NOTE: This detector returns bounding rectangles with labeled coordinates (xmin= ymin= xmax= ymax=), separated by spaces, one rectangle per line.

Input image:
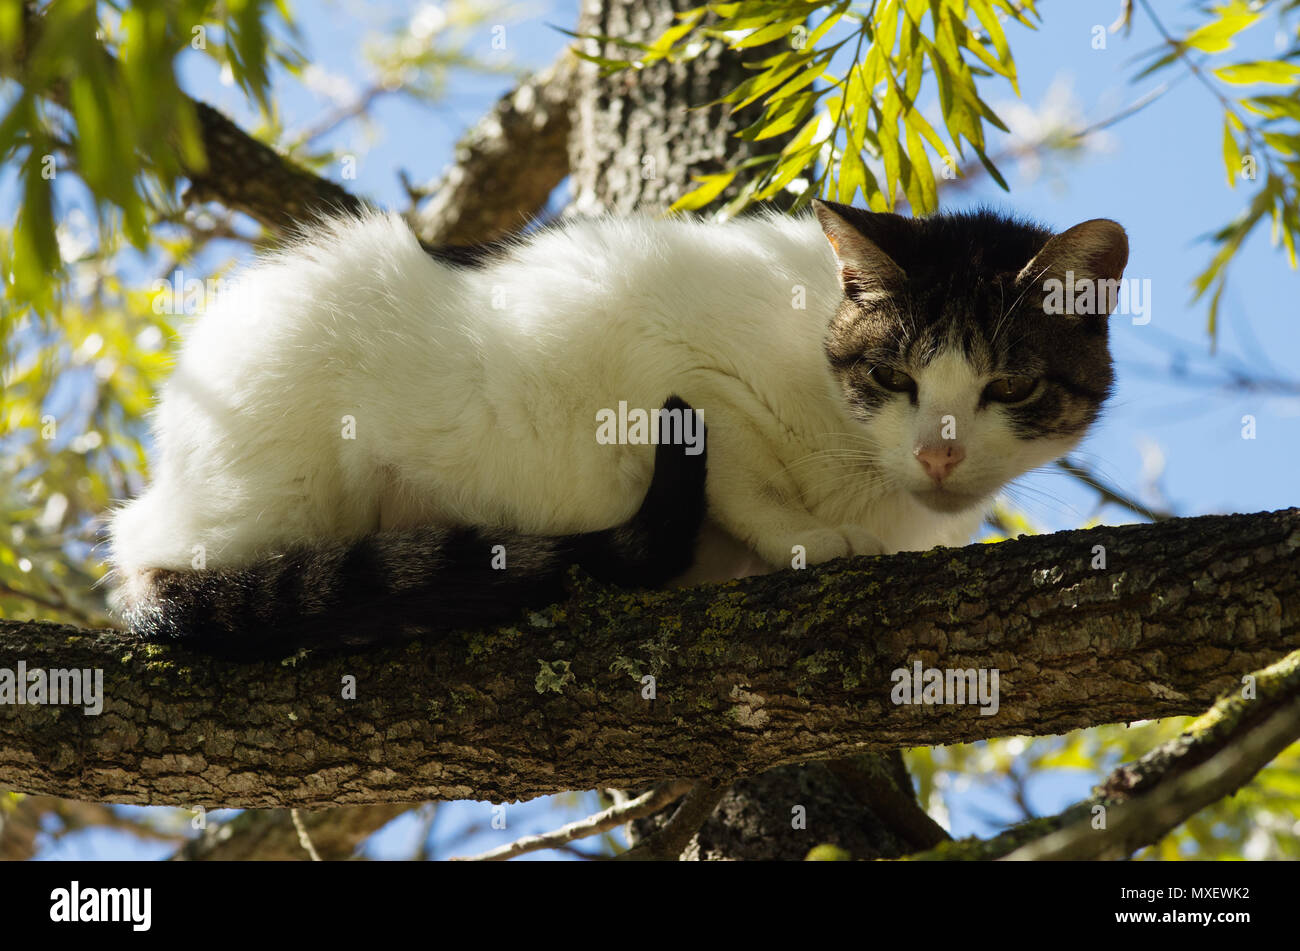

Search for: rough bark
xmin=2 ymin=509 xmax=1296 ymax=810
xmin=567 ymin=0 xmax=793 ymax=215
xmin=634 ymin=757 xmax=946 ymax=861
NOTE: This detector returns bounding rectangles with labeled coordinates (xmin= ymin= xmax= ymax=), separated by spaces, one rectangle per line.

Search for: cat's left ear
xmin=812 ymin=199 xmax=906 ymax=300
xmin=1015 ymin=219 xmax=1129 ymax=312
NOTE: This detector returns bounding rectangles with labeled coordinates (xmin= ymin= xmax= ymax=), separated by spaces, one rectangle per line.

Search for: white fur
xmin=109 ymin=211 xmax=1075 ymax=584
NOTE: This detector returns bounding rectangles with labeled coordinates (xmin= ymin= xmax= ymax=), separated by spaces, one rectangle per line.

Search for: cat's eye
xmin=869 ymin=366 xmax=917 ymax=394
xmin=983 ymin=375 xmax=1039 ymax=404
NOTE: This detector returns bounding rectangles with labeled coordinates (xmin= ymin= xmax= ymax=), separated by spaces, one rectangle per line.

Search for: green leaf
xmin=1214 ymin=61 xmax=1300 ymax=85
xmin=1184 ymin=11 xmax=1260 ymax=54
xmin=722 ymin=51 xmax=814 ymax=109
xmin=1222 ymin=116 xmax=1243 ymax=188
xmin=765 ymin=51 xmax=832 ymax=104
xmin=973 ymin=144 xmax=1009 ymax=191
xmin=669 ymin=171 xmax=736 ymax=212
xmin=754 ymin=139 xmax=820 ymax=199
xmin=1132 ymin=47 xmax=1182 ymax=82
xmin=970 ymin=0 xmax=1012 ymax=64
xmin=750 ymin=90 xmax=821 ymax=141
xmin=646 ymin=8 xmax=706 ymax=54
xmin=839 ymin=145 xmax=867 ymax=204
xmin=568 ymin=46 xmax=635 ymax=72
xmin=1261 ymin=131 xmax=1300 ymax=156
xmin=1243 ymin=95 xmax=1300 ymax=121
xmin=731 ymin=18 xmax=807 ymax=50
xmin=904 ymin=122 xmax=937 ymax=213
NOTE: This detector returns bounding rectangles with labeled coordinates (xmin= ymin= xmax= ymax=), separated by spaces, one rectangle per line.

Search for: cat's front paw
xmin=835 ymin=525 xmax=885 ymax=558
xmin=768 ymin=525 xmax=884 ymax=568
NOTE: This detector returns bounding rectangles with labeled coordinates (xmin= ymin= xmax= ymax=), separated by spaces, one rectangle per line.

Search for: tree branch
xmin=1 ymin=508 xmax=1296 ymax=810
xmin=1007 ymin=692 xmax=1300 ymax=860
xmin=182 ymin=102 xmax=369 ymax=232
xmin=411 ymin=56 xmax=578 ymax=245
xmin=1054 ymin=456 xmax=1174 ymax=522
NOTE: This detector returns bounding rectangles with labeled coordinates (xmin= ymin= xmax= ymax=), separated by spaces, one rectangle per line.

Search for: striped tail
xmin=119 ymin=397 xmax=707 ymax=660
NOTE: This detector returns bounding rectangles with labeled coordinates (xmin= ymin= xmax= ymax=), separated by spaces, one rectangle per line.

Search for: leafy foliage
xmin=0 ymin=0 xmax=295 ymax=318
xmin=577 ymin=0 xmax=1036 ymax=216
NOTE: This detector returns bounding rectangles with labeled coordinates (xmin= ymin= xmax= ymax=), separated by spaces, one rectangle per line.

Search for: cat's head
xmin=812 ymin=199 xmax=1127 ymax=514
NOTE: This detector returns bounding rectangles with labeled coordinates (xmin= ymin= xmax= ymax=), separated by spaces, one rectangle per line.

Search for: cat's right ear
xmin=812 ymin=199 xmax=907 ymax=300
xmin=1015 ymin=219 xmax=1129 ymax=305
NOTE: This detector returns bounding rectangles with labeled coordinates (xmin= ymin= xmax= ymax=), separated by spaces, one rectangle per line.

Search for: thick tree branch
xmin=182 ymin=102 xmax=368 ymax=232
xmin=1 ymin=508 xmax=1297 ymax=810
xmin=411 ymin=56 xmax=578 ymax=245
xmin=1009 ymin=694 xmax=1300 ymax=860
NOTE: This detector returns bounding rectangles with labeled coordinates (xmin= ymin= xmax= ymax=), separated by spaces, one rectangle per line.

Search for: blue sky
xmin=15 ymin=0 xmax=1300 ymax=858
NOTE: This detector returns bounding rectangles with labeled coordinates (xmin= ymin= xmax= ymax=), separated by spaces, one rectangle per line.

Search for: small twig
xmin=616 ymin=780 xmax=732 ymax=861
xmin=452 ymin=781 xmax=693 ymax=861
xmin=1068 ymin=75 xmax=1185 ymax=141
xmin=1053 ymin=457 xmax=1173 ymax=522
xmin=1110 ymin=0 xmax=1134 ymax=36
xmin=290 ymin=809 xmax=322 ymax=861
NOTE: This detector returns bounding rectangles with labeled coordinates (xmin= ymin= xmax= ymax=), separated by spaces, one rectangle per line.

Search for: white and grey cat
xmin=109 ymin=199 xmax=1126 ymax=656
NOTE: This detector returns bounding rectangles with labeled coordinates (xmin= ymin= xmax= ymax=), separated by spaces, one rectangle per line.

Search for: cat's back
xmin=186 ymin=212 xmax=446 ymax=349
xmin=457 ymin=211 xmax=834 ymax=351
xmin=166 ymin=211 xmax=465 ymax=413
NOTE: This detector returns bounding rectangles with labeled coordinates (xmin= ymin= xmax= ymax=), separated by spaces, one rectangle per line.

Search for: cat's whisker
xmin=800 ymin=468 xmax=897 ymax=499
xmin=998 ymin=482 xmax=1085 ymax=523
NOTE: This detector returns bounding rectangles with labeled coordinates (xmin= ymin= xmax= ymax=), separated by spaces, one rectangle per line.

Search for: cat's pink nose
xmin=915 ymin=443 xmax=965 ymax=482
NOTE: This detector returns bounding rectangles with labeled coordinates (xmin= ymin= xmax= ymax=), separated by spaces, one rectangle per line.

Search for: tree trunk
xmin=567 ymin=0 xmax=788 ymax=215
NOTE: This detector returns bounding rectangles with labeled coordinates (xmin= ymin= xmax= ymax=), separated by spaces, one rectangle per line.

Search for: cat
xmin=109 ymin=198 xmax=1126 ymax=653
